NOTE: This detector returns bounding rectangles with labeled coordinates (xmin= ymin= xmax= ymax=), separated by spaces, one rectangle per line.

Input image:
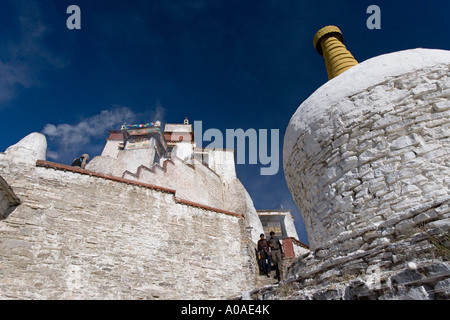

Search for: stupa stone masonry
xmin=257 ymin=26 xmax=450 ymax=300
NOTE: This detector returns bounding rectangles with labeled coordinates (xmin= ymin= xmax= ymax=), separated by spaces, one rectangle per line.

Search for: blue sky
xmin=1 ymin=0 xmax=449 ymax=244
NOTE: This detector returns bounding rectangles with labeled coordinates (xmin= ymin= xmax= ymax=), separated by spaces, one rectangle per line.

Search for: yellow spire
xmin=313 ymin=26 xmax=358 ymax=80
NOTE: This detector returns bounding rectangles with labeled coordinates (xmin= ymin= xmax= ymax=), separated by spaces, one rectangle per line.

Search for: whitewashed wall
xmin=284 ymin=49 xmax=450 ymax=251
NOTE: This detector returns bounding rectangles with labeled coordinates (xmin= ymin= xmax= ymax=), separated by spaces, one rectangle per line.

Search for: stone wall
xmin=87 ymin=130 xmax=265 ymax=244
xmin=0 ymin=150 xmax=257 ymax=299
xmin=123 ymin=157 xmax=224 ymax=211
xmin=86 ymin=147 xmax=157 ymax=178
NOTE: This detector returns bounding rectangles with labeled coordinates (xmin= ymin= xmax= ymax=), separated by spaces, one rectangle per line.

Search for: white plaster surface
xmin=86 ymin=131 xmax=265 ymax=244
xmin=284 ymin=48 xmax=450 ymax=250
xmin=4 ymin=132 xmax=47 ymax=164
xmin=101 ymin=139 xmax=121 ymax=158
xmin=172 ymin=142 xmax=194 ymax=162
xmin=284 ymin=48 xmax=450 ymax=155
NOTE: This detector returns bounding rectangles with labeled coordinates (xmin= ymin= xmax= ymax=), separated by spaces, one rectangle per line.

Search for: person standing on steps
xmin=257 ymin=233 xmax=272 ymax=278
xmin=268 ymin=231 xmax=284 ymax=283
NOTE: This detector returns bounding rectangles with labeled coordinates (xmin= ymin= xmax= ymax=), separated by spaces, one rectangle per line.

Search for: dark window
xmin=259 ymin=215 xmax=287 ymax=238
xmin=166 ymin=146 xmax=174 ymax=158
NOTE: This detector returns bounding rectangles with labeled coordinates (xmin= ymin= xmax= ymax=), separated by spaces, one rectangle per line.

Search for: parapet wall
xmin=122 ymin=157 xmax=224 ymax=212
xmin=88 ymin=135 xmax=265 ymax=244
xmin=120 ymin=153 xmax=264 ymax=244
xmin=0 ymin=156 xmax=256 ymax=299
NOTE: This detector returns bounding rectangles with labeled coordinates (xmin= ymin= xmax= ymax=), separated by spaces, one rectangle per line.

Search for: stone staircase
xmin=256 ymin=270 xmax=279 ymax=287
xmin=235 ymin=269 xmax=279 ymax=300
xmin=122 ymin=157 xmax=177 ymax=184
xmin=121 ymin=156 xmax=227 ymax=211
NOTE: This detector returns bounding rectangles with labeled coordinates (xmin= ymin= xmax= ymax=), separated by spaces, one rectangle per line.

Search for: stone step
xmin=256 ymin=271 xmax=280 ymax=287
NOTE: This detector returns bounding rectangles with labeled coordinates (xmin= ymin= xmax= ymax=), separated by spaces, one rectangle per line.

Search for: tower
xmin=279 ymin=25 xmax=450 ymax=299
xmin=163 ymin=118 xmax=195 ymax=162
xmin=285 ymin=27 xmax=450 ymax=250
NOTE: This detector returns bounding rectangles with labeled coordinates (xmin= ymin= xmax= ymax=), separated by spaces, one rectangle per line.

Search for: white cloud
xmin=153 ymin=100 xmax=165 ymax=123
xmin=0 ymin=61 xmax=32 ymax=103
xmin=42 ymin=106 xmax=137 ymax=159
xmin=0 ymin=1 xmax=69 ymax=105
xmin=42 ymin=104 xmax=166 ymax=162
xmin=45 ymin=150 xmax=60 ymax=160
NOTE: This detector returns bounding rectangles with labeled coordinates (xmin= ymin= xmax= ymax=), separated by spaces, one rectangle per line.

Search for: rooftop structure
xmin=163 ymin=117 xmax=195 ymax=162
xmin=121 ymin=121 xmax=167 ymax=160
xmin=257 ymin=209 xmax=308 ymax=259
xmin=257 ymin=210 xmax=297 ymax=239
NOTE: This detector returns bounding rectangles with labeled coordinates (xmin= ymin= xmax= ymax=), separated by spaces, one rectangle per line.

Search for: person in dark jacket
xmin=71 ymin=153 xmax=89 ymax=169
xmin=257 ymin=233 xmax=272 ymax=277
xmin=268 ymin=231 xmax=284 ymax=282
